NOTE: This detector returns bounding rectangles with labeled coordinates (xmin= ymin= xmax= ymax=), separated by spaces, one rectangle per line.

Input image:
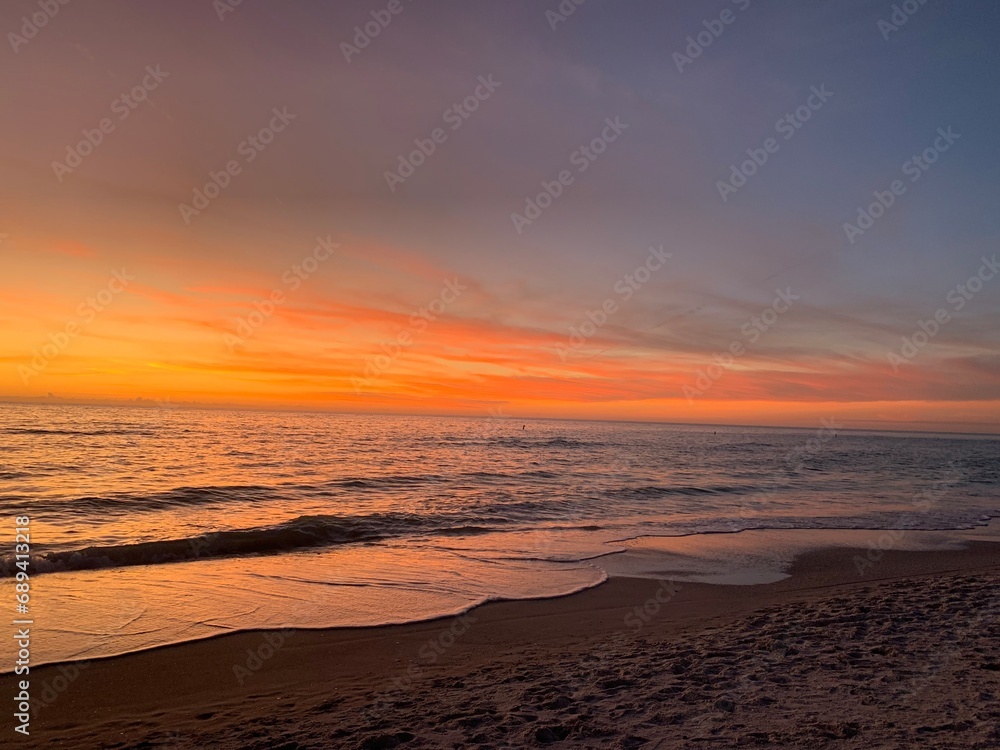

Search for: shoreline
xmin=11 ymin=523 xmax=998 ymax=673
xmin=6 ymin=540 xmax=1000 ymax=748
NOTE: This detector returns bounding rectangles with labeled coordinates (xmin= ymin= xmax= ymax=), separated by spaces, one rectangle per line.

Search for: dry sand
xmin=5 ymin=542 xmax=999 ymax=749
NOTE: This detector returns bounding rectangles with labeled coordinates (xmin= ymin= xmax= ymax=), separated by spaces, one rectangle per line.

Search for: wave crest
xmin=0 ymin=512 xmax=499 ymax=576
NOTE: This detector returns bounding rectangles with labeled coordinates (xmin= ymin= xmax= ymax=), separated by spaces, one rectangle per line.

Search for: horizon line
xmin=2 ymin=396 xmax=998 ymax=438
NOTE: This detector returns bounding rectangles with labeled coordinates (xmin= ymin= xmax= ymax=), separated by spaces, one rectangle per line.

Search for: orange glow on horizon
xmin=2 ymin=234 xmax=999 ymax=434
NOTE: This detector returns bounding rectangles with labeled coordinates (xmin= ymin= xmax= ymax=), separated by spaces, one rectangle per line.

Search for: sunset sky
xmin=2 ymin=0 xmax=999 ymax=432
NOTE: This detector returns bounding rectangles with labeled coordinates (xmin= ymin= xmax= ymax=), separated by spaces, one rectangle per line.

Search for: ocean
xmin=1 ymin=403 xmax=998 ymax=666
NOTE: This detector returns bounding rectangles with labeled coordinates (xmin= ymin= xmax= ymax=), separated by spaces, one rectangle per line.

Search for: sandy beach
xmin=6 ymin=540 xmax=999 ymax=749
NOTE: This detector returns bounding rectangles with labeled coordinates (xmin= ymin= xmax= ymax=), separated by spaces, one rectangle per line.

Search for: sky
xmin=1 ymin=0 xmax=999 ymax=432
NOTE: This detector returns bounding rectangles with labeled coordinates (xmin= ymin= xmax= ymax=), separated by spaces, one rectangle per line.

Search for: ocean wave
xmin=33 ymin=485 xmax=280 ymax=513
xmin=1 ymin=478 xmax=442 ymax=515
xmin=5 ymin=471 xmax=566 ymax=515
xmin=439 ymin=436 xmax=599 ymax=449
xmin=606 ymin=484 xmax=759 ymax=499
xmin=459 ymin=469 xmax=560 ymax=480
xmin=490 ymin=436 xmax=594 ymax=449
xmin=0 ymin=512 xmax=509 ymax=576
xmin=2 ymin=427 xmax=153 ymax=437
xmin=329 ymin=474 xmax=446 ymax=489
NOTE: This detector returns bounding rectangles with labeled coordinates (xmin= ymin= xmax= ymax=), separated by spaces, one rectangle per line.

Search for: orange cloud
xmin=45 ymin=241 xmax=100 ymax=260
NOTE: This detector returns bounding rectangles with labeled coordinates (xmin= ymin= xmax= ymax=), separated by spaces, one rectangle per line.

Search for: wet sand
xmin=5 ymin=541 xmax=1000 ymax=749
